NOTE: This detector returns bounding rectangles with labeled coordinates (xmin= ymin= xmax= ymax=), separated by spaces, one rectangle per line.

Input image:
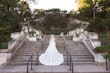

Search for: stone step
xmin=19 ymin=50 xmax=39 ymax=52
xmin=12 ymin=57 xmax=93 ymax=62
xmin=12 ymin=55 xmax=93 ymax=60
xmin=9 ymin=35 xmax=94 ymax=66
xmin=10 ymin=61 xmax=95 ymax=66
xmin=16 ymin=50 xmax=67 ymax=55
xmin=69 ymin=52 xmax=92 ymax=55
xmin=10 ymin=55 xmax=94 ymax=65
xmin=19 ymin=48 xmax=40 ymax=51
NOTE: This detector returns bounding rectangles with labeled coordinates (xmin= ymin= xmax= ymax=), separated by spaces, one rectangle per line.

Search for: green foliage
xmin=94 ymin=45 xmax=110 ymax=59
xmin=94 ymin=32 xmax=110 ymax=59
xmin=0 ymin=0 xmax=31 ymax=45
xmin=104 ymin=54 xmax=110 ymax=59
xmin=87 ymin=19 xmax=105 ymax=33
xmin=0 ymin=43 xmax=8 ymax=49
xmin=77 ymin=0 xmax=110 ymax=19
xmin=78 ymin=7 xmax=93 ymax=19
xmin=103 ymin=18 xmax=110 ymax=29
xmin=94 ymin=45 xmax=110 ymax=53
xmin=87 ymin=17 xmax=110 ymax=34
xmin=67 ymin=23 xmax=80 ymax=31
xmin=0 ymin=0 xmax=19 ymax=44
xmin=42 ymin=9 xmax=68 ymax=30
xmin=33 ymin=9 xmax=45 ymax=19
xmin=41 ymin=29 xmax=67 ymax=35
xmin=78 ymin=0 xmax=93 ymax=10
xmin=18 ymin=1 xmax=31 ymax=21
xmin=99 ymin=33 xmax=110 ymax=45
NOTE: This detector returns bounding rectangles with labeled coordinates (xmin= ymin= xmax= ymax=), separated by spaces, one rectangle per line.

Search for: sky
xmin=22 ymin=0 xmax=78 ymax=12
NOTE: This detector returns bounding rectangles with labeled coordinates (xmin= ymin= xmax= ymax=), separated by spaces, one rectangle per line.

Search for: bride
xmin=39 ymin=35 xmax=64 ymax=65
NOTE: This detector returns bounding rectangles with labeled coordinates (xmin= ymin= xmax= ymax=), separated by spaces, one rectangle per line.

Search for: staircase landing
xmin=0 ymin=65 xmax=109 ymax=73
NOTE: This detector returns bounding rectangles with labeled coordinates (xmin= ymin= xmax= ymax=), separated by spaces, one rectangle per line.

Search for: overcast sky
xmin=24 ymin=0 xmax=78 ymax=12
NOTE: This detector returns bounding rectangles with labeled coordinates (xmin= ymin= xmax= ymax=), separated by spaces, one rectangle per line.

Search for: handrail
xmin=86 ymin=40 xmax=94 ymax=49
xmin=63 ymin=35 xmax=66 ymax=50
xmin=69 ymin=54 xmax=74 ymax=73
xmin=42 ymin=40 xmax=43 ymax=50
xmin=36 ymin=51 xmax=39 ymax=65
xmin=64 ymin=41 xmax=66 ymax=50
xmin=82 ymin=39 xmax=96 ymax=58
xmin=67 ymin=52 xmax=69 ymax=65
xmin=108 ymin=59 xmax=110 ymax=69
xmin=67 ymin=52 xmax=74 ymax=73
xmin=27 ymin=54 xmax=33 ymax=73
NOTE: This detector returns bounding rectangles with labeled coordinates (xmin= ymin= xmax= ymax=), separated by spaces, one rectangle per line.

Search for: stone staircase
xmin=1 ymin=35 xmax=109 ymax=73
xmin=65 ymin=40 xmax=94 ymax=65
xmin=9 ymin=40 xmax=41 ymax=65
xmin=9 ymin=35 xmax=94 ymax=66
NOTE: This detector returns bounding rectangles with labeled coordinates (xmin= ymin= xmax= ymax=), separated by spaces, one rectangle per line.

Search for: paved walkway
xmin=0 ymin=64 xmax=110 ymax=73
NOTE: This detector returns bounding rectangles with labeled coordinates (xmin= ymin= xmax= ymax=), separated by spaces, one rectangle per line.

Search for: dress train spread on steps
xmin=39 ymin=35 xmax=64 ymax=66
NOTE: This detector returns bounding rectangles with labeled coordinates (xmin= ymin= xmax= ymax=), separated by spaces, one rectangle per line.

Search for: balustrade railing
xmin=42 ymin=40 xmax=43 ymax=50
xmin=69 ymin=54 xmax=74 ymax=73
xmin=67 ymin=52 xmax=74 ymax=73
xmin=11 ymin=34 xmax=26 ymax=57
xmin=27 ymin=54 xmax=33 ymax=73
xmin=63 ymin=35 xmax=66 ymax=50
xmin=67 ymin=52 xmax=69 ymax=65
xmin=27 ymin=52 xmax=40 ymax=73
xmin=7 ymin=33 xmax=26 ymax=61
xmin=64 ymin=41 xmax=66 ymax=50
xmin=36 ymin=51 xmax=39 ymax=65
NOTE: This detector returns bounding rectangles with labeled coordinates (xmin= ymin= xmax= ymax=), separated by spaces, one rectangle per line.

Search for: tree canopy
xmin=0 ymin=0 xmax=31 ymax=44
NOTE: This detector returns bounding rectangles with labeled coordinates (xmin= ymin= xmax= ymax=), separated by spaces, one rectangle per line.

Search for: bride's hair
xmin=50 ymin=34 xmax=55 ymax=41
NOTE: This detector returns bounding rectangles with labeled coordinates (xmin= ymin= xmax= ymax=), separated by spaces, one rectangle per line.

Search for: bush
xmin=41 ymin=29 xmax=67 ymax=35
xmin=0 ymin=35 xmax=11 ymax=49
xmin=99 ymin=33 xmax=110 ymax=45
xmin=87 ymin=19 xmax=106 ymax=33
xmin=0 ymin=43 xmax=8 ymax=49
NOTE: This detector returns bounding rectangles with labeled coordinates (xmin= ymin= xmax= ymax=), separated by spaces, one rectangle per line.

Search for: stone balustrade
xmin=0 ymin=32 xmax=26 ymax=65
xmin=69 ymin=27 xmax=105 ymax=63
xmin=81 ymin=33 xmax=105 ymax=63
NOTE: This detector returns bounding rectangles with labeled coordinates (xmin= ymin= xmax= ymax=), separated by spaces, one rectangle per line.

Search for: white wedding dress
xmin=39 ymin=35 xmax=64 ymax=65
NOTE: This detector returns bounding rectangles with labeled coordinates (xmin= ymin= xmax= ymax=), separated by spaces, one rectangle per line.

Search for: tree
xmin=17 ymin=1 xmax=31 ymax=21
xmin=87 ymin=18 xmax=105 ymax=33
xmin=0 ymin=0 xmax=31 ymax=44
xmin=102 ymin=18 xmax=110 ymax=36
xmin=77 ymin=0 xmax=93 ymax=10
xmin=0 ymin=0 xmax=20 ymax=32
xmin=43 ymin=9 xmax=68 ymax=30
xmin=32 ymin=9 xmax=45 ymax=19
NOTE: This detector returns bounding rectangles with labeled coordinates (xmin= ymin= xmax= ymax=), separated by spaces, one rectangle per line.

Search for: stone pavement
xmin=73 ymin=64 xmax=110 ymax=73
xmin=0 ymin=64 xmax=110 ymax=73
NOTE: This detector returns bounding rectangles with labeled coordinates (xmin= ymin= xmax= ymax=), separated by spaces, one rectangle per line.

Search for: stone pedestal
xmin=11 ymin=32 xmax=21 ymax=39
